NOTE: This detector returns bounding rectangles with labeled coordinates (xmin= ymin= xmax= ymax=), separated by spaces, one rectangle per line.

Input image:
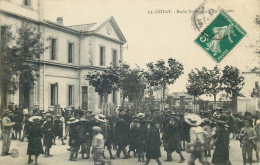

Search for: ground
xmin=0 ymin=136 xmax=254 ymax=165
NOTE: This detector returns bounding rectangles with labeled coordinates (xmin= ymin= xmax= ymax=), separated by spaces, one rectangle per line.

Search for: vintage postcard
xmin=0 ymin=0 xmax=259 ymax=165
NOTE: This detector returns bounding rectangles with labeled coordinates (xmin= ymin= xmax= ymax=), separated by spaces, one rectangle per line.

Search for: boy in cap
xmin=42 ymin=114 xmax=54 ymax=157
xmin=92 ymin=126 xmax=111 ymax=165
xmin=239 ymin=118 xmax=257 ymax=165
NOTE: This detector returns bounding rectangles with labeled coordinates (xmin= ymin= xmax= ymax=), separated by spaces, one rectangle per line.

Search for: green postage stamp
xmin=195 ymin=10 xmax=247 ymax=63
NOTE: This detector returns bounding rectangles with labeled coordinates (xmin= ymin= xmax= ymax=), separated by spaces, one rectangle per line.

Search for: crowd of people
xmin=1 ymin=104 xmax=260 ymax=165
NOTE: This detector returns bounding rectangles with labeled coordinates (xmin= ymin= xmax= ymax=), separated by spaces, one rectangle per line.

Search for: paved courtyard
xmin=0 ymin=137 xmax=253 ymax=165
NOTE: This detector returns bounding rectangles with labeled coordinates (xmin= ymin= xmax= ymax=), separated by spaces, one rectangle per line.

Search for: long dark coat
xmin=137 ymin=121 xmax=147 ymax=152
xmin=27 ymin=123 xmax=44 ymax=155
xmin=115 ymin=119 xmax=130 ymax=147
xmin=145 ymin=127 xmax=161 ymax=159
xmin=129 ymin=125 xmax=140 ymax=151
xmin=42 ymin=121 xmax=54 ymax=147
xmin=163 ymin=122 xmax=181 ymax=152
xmin=212 ymin=128 xmax=230 ymax=164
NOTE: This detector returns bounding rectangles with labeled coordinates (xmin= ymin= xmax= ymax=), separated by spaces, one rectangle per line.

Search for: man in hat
xmin=76 ymin=117 xmax=88 ymax=159
xmin=115 ymin=113 xmax=130 ymax=159
xmin=53 ymin=115 xmax=65 ymax=145
xmin=1 ymin=110 xmax=15 ymax=156
xmin=42 ymin=114 xmax=54 ymax=157
xmin=162 ymin=114 xmax=185 ymax=163
xmin=185 ymin=113 xmax=210 ymax=165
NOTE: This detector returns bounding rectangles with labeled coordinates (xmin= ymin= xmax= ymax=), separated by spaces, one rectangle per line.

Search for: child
xmin=239 ymin=118 xmax=257 ymax=165
xmin=92 ymin=126 xmax=111 ymax=165
xmin=185 ymin=113 xmax=210 ymax=165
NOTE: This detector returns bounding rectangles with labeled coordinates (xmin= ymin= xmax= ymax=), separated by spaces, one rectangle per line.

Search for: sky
xmin=44 ymin=0 xmax=259 ymax=100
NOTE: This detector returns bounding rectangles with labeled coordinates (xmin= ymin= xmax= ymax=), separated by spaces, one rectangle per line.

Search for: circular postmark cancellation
xmin=10 ymin=149 xmax=19 ymax=158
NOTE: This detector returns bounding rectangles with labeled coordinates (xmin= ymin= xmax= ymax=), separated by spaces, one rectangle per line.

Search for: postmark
xmin=195 ymin=10 xmax=247 ymax=63
xmin=10 ymin=149 xmax=19 ymax=158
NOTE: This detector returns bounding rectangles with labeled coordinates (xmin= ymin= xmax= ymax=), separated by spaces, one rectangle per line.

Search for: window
xmin=50 ymin=38 xmax=56 ymax=60
xmin=100 ymin=46 xmax=105 ymax=66
xmin=1 ymin=26 xmax=7 ymax=43
xmin=24 ymin=0 xmax=31 ymax=6
xmin=68 ymin=85 xmax=73 ymax=106
xmin=112 ymin=49 xmax=117 ymax=66
xmin=68 ymin=43 xmax=73 ymax=63
xmin=50 ymin=84 xmax=56 ymax=106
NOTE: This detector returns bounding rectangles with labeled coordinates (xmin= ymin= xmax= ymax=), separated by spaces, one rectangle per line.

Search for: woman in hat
xmin=143 ymin=120 xmax=162 ymax=165
xmin=27 ymin=116 xmax=44 ymax=164
xmin=211 ymin=121 xmax=230 ymax=165
xmin=115 ymin=113 xmax=130 ymax=159
xmin=184 ymin=113 xmax=210 ymax=165
xmin=137 ymin=113 xmax=147 ymax=162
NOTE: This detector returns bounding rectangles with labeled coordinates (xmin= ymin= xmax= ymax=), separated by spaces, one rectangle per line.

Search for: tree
xmin=204 ymin=66 xmax=222 ymax=105
xmin=221 ymin=66 xmax=245 ymax=113
xmin=186 ymin=68 xmax=206 ymax=112
xmin=146 ymin=58 xmax=184 ymax=110
xmin=0 ymin=22 xmax=45 ymax=108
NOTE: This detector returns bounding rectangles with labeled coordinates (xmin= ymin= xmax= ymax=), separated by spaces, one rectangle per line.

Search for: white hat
xmin=29 ymin=116 xmax=42 ymax=123
xmin=137 ymin=113 xmax=145 ymax=119
xmin=67 ymin=119 xmax=79 ymax=124
xmin=184 ymin=113 xmax=202 ymax=126
xmin=95 ymin=114 xmax=107 ymax=123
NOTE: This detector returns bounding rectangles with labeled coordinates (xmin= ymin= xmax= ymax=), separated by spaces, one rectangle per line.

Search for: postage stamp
xmin=195 ymin=10 xmax=247 ymax=63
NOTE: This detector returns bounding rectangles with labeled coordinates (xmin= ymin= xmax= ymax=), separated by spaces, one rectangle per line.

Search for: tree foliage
xmin=145 ymin=58 xmax=184 ymax=109
xmin=186 ymin=68 xmax=206 ymax=99
xmin=221 ymin=65 xmax=245 ymax=97
xmin=0 ymin=22 xmax=45 ymax=106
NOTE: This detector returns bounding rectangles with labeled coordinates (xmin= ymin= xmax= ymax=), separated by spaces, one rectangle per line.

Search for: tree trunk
xmin=1 ymin=89 xmax=7 ymax=109
xmin=193 ymin=96 xmax=196 ymax=113
xmin=162 ymin=84 xmax=166 ymax=111
xmin=232 ymin=94 xmax=238 ymax=114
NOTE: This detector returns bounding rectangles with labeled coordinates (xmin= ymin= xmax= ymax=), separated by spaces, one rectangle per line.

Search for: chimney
xmin=56 ymin=17 xmax=63 ymax=25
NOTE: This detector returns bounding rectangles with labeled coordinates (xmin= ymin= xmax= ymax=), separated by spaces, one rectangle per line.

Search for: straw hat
xmin=29 ymin=116 xmax=42 ymax=123
xmin=184 ymin=113 xmax=202 ymax=126
xmin=79 ymin=117 xmax=86 ymax=122
xmin=2 ymin=110 xmax=11 ymax=115
xmin=67 ymin=119 xmax=79 ymax=124
xmin=95 ymin=114 xmax=107 ymax=123
xmin=137 ymin=113 xmax=145 ymax=119
xmin=56 ymin=114 xmax=62 ymax=117
xmin=92 ymin=126 xmax=101 ymax=133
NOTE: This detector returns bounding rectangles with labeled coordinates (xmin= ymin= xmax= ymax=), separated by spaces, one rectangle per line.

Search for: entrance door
xmin=82 ymin=86 xmax=88 ymax=110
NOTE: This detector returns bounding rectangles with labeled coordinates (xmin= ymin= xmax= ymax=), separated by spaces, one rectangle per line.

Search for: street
xmin=0 ymin=137 xmax=250 ymax=165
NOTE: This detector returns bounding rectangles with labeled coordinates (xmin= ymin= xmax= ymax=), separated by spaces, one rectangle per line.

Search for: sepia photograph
xmin=0 ymin=0 xmax=259 ymax=164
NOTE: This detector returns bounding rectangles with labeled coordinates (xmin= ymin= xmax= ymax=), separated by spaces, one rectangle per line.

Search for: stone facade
xmin=0 ymin=0 xmax=126 ymax=113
